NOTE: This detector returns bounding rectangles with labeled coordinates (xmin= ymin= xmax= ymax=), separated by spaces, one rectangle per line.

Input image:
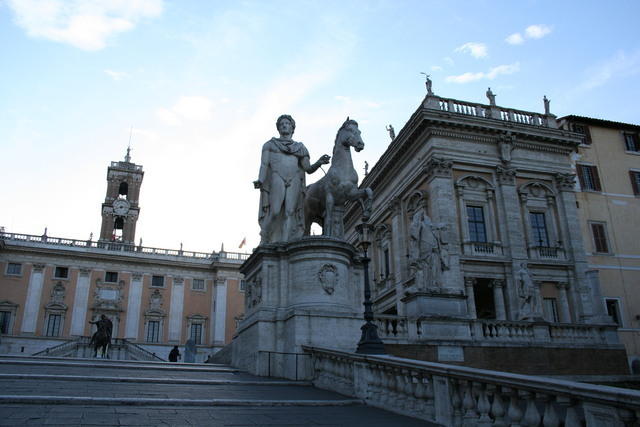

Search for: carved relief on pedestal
xmin=245 ymin=274 xmax=263 ymax=309
xmin=318 ymin=264 xmax=338 ymax=295
xmin=149 ymin=289 xmax=163 ymax=311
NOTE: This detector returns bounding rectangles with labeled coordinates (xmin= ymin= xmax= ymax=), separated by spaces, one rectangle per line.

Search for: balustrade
xmin=0 ymin=231 xmax=248 ymax=262
xmin=305 ymin=347 xmax=640 ymax=426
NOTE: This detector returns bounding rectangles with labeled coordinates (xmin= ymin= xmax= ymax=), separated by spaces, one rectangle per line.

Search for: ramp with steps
xmin=0 ymin=356 xmax=434 ymax=426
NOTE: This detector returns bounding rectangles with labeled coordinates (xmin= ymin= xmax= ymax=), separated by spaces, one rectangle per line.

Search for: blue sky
xmin=1 ymin=0 xmax=639 ymax=252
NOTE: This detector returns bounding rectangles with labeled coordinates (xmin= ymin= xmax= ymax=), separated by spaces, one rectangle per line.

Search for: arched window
xmin=118 ymin=182 xmax=128 ymax=198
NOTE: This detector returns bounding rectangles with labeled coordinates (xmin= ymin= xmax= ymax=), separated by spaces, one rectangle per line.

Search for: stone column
xmin=168 ymin=276 xmax=185 ymax=343
xmin=209 ymin=279 xmax=217 ymax=345
xmin=213 ymin=278 xmax=227 ymax=346
xmin=464 ymin=277 xmax=477 ymax=319
xmin=556 ymin=282 xmax=572 ymax=323
xmin=491 ymin=279 xmax=507 ymax=320
xmin=21 ymin=264 xmax=46 ymax=334
xmin=70 ymin=268 xmax=92 ymax=336
xmin=124 ymin=273 xmax=143 ymax=340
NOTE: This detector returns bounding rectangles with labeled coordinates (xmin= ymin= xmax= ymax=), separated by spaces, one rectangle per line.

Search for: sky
xmin=1 ymin=0 xmax=639 ymax=254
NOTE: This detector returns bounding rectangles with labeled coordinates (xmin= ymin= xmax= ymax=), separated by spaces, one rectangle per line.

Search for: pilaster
xmin=213 ymin=278 xmax=227 ymax=345
xmin=491 ymin=279 xmax=507 ymax=321
xmin=21 ymin=263 xmax=46 ymax=334
xmin=168 ymin=276 xmax=184 ymax=343
xmin=70 ymin=268 xmax=92 ymax=336
xmin=124 ymin=273 xmax=144 ymax=339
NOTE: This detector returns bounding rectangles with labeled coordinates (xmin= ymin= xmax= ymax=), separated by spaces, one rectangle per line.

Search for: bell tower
xmin=99 ymin=148 xmax=144 ymax=244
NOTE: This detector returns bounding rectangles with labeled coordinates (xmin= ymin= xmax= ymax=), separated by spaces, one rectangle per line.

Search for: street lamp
xmin=355 ymin=219 xmax=386 ymax=354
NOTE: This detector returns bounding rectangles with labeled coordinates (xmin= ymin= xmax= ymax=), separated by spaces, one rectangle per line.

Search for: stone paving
xmin=0 ymin=357 xmax=435 ymax=426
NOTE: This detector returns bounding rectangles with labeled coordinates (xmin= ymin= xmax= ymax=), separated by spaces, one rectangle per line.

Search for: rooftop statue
xmin=304 ymin=118 xmax=373 ymax=238
xmin=486 ymin=87 xmax=496 ymax=106
xmin=254 ymin=115 xmax=330 ymax=244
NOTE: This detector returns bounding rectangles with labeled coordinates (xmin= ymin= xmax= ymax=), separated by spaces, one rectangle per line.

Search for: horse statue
xmin=89 ymin=315 xmax=112 ymax=358
xmin=304 ymin=118 xmax=373 ymax=238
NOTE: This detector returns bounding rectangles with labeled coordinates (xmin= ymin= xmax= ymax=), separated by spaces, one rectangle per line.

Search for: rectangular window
xmin=192 ymin=279 xmax=205 ymax=291
xmin=45 ymin=314 xmax=62 ymax=337
xmin=0 ymin=311 xmax=11 ymax=334
xmin=239 ymin=280 xmax=246 ymax=292
xmin=466 ymin=206 xmax=487 ymax=243
xmin=577 ymin=165 xmax=602 ymax=191
xmin=6 ymin=263 xmax=22 ymax=276
xmin=151 ymin=275 xmax=164 ymax=287
xmin=146 ymin=320 xmax=160 ymax=342
xmin=190 ymin=324 xmax=202 ymax=345
xmin=624 ymin=133 xmax=639 ymax=152
xmin=105 ymin=271 xmax=118 ymax=283
xmin=54 ymin=266 xmax=69 ymax=279
xmin=605 ymin=299 xmax=622 ymax=327
xmin=529 ymin=212 xmax=550 ymax=247
xmin=591 ymin=223 xmax=610 ymax=253
xmin=571 ymin=123 xmax=592 ymax=145
xmin=630 ymin=171 xmax=640 ymax=196
xmin=542 ymin=298 xmax=559 ymax=323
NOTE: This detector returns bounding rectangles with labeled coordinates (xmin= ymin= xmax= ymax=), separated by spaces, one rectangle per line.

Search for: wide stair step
xmin=0 ymin=356 xmax=434 ymax=426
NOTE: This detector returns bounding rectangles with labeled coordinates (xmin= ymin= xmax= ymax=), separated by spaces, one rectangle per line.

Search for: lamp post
xmin=355 ymin=220 xmax=386 ymax=354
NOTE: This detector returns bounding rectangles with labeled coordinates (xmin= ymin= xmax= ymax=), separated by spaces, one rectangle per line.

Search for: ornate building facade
xmin=343 ymin=85 xmax=628 ymax=374
xmin=0 ymin=153 xmax=247 ymax=361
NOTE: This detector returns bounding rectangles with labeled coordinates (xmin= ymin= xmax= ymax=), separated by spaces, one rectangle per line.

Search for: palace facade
xmin=0 ymin=154 xmax=247 ymax=362
xmin=343 ymin=85 xmax=629 ymax=374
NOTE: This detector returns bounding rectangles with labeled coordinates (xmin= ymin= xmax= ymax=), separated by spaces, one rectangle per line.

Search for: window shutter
xmin=631 ymin=171 xmax=640 ymax=195
xmin=576 ymin=166 xmax=586 ymax=188
xmin=591 ymin=166 xmax=602 ymax=191
xmin=591 ymin=223 xmax=609 ymax=253
xmin=584 ymin=126 xmax=592 ymax=145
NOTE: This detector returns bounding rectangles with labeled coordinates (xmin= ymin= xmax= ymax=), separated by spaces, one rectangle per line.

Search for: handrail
xmin=120 ymin=338 xmax=165 ymax=361
xmin=304 ymin=346 xmax=640 ymax=425
xmin=0 ymin=231 xmax=249 ymax=262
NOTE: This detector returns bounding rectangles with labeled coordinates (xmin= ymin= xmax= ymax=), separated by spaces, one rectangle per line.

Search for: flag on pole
xmin=239 ymin=237 xmax=247 ymax=248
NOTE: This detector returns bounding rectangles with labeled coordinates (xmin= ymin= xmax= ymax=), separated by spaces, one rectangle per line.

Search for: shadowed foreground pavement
xmin=0 ymin=356 xmax=435 ymax=426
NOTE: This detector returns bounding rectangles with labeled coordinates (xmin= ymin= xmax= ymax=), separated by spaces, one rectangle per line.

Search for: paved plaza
xmin=0 ymin=356 xmax=434 ymax=426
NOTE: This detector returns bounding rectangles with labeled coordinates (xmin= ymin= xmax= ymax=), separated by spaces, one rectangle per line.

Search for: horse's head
xmin=336 ymin=117 xmax=364 ymax=152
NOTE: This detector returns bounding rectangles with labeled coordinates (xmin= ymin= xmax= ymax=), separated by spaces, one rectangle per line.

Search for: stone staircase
xmin=32 ymin=337 xmax=165 ymax=361
xmin=0 ymin=355 xmax=434 ymax=426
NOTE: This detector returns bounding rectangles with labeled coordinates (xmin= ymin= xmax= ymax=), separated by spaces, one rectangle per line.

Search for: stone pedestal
xmin=232 ymin=237 xmax=364 ymax=379
xmin=401 ymin=284 xmax=468 ymax=319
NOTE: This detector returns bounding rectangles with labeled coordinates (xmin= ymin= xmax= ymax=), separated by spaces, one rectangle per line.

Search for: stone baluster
xmin=450 ymin=379 xmax=463 ymax=427
xmin=487 ymin=384 xmax=506 ymax=426
xmin=379 ymin=367 xmax=391 ymax=406
xmin=423 ymin=376 xmax=435 ymax=420
xmin=404 ymin=370 xmax=417 ymax=413
xmin=539 ymin=394 xmax=560 ymax=427
xmin=413 ymin=374 xmax=425 ymax=414
xmin=556 ymin=396 xmax=582 ymax=427
xmin=617 ymin=408 xmax=638 ymax=427
xmin=492 ymin=279 xmax=507 ymax=320
xmin=462 ymin=380 xmax=479 ymax=423
xmin=464 ymin=277 xmax=477 ymax=319
xmin=520 ymin=391 xmax=541 ymax=426
xmin=368 ymin=365 xmax=380 ymax=402
xmin=474 ymin=382 xmax=492 ymax=426
xmin=504 ymin=387 xmax=524 ymax=426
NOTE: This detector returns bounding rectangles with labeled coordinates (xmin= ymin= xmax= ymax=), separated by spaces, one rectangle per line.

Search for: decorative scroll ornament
xmin=318 ymin=264 xmax=339 ymax=295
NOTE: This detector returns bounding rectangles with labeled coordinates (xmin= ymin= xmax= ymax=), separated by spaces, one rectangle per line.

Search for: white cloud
xmin=581 ymin=50 xmax=640 ymax=90
xmin=104 ymin=69 xmax=128 ymax=81
xmin=7 ymin=0 xmax=163 ymax=51
xmin=505 ymin=33 xmax=524 ymax=45
xmin=525 ymin=24 xmax=552 ymax=39
xmin=454 ymin=42 xmax=488 ymax=58
xmin=444 ymin=57 xmax=455 ymax=66
xmin=430 ymin=65 xmax=443 ymax=72
xmin=156 ymin=96 xmax=215 ymax=125
xmin=445 ymin=62 xmax=520 ymax=84
xmin=335 ymin=95 xmax=351 ymax=103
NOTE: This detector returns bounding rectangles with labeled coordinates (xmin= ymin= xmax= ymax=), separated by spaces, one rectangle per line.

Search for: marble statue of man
xmin=254 ymin=115 xmax=330 ymax=244
xmin=409 ymin=209 xmax=449 ymax=289
xmin=517 ymin=262 xmax=541 ymax=320
xmin=486 ymin=87 xmax=496 ymax=106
